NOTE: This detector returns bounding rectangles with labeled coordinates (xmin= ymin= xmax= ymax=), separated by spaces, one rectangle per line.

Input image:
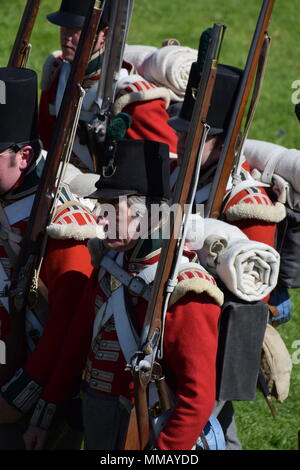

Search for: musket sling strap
xmin=226 ymin=178 xmax=270 ymax=201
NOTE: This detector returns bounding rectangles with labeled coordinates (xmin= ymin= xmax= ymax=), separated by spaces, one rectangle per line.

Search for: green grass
xmin=234 ymin=289 xmax=300 ymax=450
xmin=0 ymin=0 xmax=299 ymax=450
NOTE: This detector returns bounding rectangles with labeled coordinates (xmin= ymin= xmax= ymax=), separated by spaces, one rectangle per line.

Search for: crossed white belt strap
xmin=99 ymin=252 xmax=157 ymax=302
xmin=93 ymin=252 xmax=191 ymax=359
xmin=93 ymin=252 xmax=140 ymax=362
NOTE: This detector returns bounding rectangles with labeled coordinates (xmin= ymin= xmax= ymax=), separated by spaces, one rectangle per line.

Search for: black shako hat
xmin=47 ymin=0 xmax=111 ymax=29
xmin=88 ymin=139 xmax=171 ymax=201
xmin=0 ymin=67 xmax=39 ymax=153
xmin=169 ymin=62 xmax=243 ymax=135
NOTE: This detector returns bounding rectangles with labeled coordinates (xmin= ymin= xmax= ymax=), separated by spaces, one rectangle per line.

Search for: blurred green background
xmin=0 ymin=0 xmax=299 ymax=450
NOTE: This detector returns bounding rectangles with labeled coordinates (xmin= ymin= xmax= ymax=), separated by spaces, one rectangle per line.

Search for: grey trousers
xmin=213 ymin=400 xmax=242 ymax=450
xmin=82 ymin=390 xmax=132 ymax=450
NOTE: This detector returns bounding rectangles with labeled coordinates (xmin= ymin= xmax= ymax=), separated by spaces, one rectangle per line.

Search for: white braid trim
xmin=225 ymin=201 xmax=286 ymax=223
xmin=169 ymin=278 xmax=224 ymax=308
xmin=47 ymin=223 xmax=105 ymax=241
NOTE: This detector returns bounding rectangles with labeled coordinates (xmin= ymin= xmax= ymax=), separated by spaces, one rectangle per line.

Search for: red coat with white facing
xmin=222 ymin=161 xmax=286 ymax=247
xmin=0 ymin=178 xmax=100 ymax=393
xmin=25 ymin=238 xmax=223 ymax=450
xmin=38 ymin=53 xmax=178 ymax=160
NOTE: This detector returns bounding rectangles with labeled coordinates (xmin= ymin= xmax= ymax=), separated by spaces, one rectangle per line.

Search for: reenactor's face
xmin=98 ymin=198 xmax=140 ymax=252
xmin=176 ymin=131 xmax=222 ymax=169
xmin=60 ymin=26 xmax=109 ymax=63
xmin=201 ymin=136 xmax=222 ymax=169
xmin=60 ymin=26 xmax=81 ymax=62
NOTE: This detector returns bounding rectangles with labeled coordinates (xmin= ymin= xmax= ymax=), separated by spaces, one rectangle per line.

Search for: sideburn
xmin=8 ymin=154 xmax=17 ymax=168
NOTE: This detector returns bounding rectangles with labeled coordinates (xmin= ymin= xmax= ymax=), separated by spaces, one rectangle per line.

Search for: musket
xmin=257 ymin=369 xmax=277 ymax=418
xmin=205 ymin=0 xmax=276 ymax=219
xmin=124 ymin=24 xmax=226 ymax=450
xmin=87 ymin=0 xmax=134 ymax=173
xmin=2 ymin=0 xmax=105 ymax=384
xmin=8 ymin=0 xmax=41 ymax=68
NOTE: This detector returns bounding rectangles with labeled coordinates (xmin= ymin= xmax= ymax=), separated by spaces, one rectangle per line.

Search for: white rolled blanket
xmin=124 ymin=44 xmax=197 ymax=101
xmin=244 ymin=139 xmax=300 ymax=194
xmin=186 ymin=216 xmax=280 ymax=301
xmin=124 ymin=44 xmax=157 ymax=71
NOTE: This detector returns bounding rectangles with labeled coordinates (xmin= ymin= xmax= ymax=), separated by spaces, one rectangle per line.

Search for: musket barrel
xmin=205 ymin=0 xmax=276 ymax=219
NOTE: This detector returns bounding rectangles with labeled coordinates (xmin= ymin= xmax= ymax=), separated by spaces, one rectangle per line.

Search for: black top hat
xmin=169 ymin=62 xmax=243 ymax=135
xmin=0 ymin=67 xmax=39 ymax=153
xmin=47 ymin=0 xmax=111 ymax=29
xmin=88 ymin=139 xmax=171 ymax=201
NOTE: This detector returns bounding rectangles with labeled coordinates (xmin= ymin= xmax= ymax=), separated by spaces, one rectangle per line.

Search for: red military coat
xmin=9 ymin=239 xmax=223 ymax=450
xmin=39 ymin=53 xmax=178 ymax=159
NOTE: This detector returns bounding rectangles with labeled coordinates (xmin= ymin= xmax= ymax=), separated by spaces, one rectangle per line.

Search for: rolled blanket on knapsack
xmin=243 ymin=139 xmax=300 ymax=210
xmin=186 ymin=215 xmax=280 ymax=301
xmin=124 ymin=44 xmax=197 ymax=101
xmin=124 ymin=44 xmax=157 ymax=71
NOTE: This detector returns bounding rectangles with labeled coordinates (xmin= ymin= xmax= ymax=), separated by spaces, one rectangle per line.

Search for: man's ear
xmin=19 ymin=146 xmax=34 ymax=171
